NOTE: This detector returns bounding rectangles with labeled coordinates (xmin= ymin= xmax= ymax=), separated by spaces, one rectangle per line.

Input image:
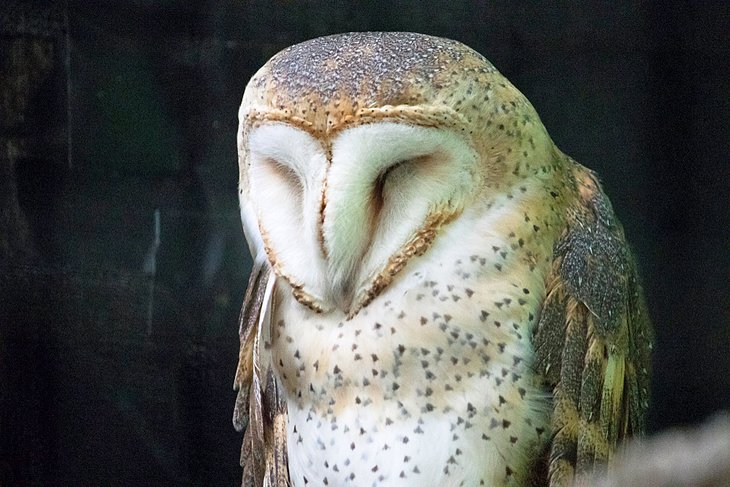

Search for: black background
xmin=1 ymin=1 xmax=728 ymax=485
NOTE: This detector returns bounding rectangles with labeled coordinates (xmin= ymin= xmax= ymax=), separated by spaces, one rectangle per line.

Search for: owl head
xmin=238 ymin=32 xmax=554 ymax=317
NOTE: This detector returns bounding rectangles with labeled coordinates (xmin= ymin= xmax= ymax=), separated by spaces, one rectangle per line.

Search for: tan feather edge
xmin=234 ymin=259 xmax=269 ymax=432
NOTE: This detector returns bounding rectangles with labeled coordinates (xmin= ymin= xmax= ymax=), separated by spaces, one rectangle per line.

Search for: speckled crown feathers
xmin=239 ymin=32 xmax=542 ymax=137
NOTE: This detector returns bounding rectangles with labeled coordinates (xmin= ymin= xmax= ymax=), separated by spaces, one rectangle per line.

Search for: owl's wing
xmin=532 ymin=163 xmax=653 ymax=487
xmin=233 ymin=257 xmax=291 ymax=487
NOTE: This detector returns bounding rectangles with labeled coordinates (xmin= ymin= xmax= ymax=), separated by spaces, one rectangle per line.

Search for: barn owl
xmin=232 ymin=32 xmax=652 ymax=487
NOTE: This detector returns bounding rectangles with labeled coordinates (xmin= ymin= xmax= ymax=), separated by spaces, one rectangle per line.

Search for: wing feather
xmin=263 ymin=367 xmax=290 ymax=487
xmin=234 ymin=258 xmax=270 ymax=432
xmin=233 ymin=258 xmax=291 ymax=486
xmin=532 ymin=163 xmax=653 ymax=487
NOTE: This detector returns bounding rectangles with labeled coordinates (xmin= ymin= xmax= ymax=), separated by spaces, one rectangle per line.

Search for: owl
xmin=232 ymin=32 xmax=652 ymax=487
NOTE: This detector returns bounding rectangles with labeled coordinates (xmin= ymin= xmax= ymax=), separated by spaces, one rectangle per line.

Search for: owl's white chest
xmin=270 ymin=205 xmax=553 ymax=487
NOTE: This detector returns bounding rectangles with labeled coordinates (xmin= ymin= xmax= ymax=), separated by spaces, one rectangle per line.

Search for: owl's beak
xmin=318 ymin=198 xmax=371 ymax=314
xmin=317 ymin=166 xmax=383 ymax=315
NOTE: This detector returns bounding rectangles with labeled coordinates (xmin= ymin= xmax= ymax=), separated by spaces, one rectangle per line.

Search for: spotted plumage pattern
xmin=232 ymin=32 xmax=652 ymax=487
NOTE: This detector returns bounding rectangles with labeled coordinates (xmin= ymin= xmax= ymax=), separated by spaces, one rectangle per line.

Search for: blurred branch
xmin=581 ymin=412 xmax=730 ymax=487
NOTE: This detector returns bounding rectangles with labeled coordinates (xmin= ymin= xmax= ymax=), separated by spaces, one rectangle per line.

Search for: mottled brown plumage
xmin=532 ymin=163 xmax=652 ymax=485
xmin=233 ymin=32 xmax=652 ymax=487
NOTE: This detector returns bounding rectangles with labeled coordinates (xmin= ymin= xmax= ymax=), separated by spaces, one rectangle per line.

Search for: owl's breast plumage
xmin=270 ymin=185 xmax=564 ymax=486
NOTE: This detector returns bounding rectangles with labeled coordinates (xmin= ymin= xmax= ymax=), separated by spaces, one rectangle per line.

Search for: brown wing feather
xmin=234 ymin=259 xmax=269 ymax=432
xmin=533 ymin=162 xmax=653 ymax=487
xmin=233 ymin=259 xmax=291 ymax=486
xmin=263 ymin=367 xmax=291 ymax=487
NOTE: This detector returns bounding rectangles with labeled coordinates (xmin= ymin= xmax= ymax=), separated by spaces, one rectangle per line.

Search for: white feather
xmin=246 ymin=123 xmax=330 ymax=305
xmin=326 ymin=123 xmax=479 ymax=308
xmin=243 ymin=122 xmax=481 ymax=314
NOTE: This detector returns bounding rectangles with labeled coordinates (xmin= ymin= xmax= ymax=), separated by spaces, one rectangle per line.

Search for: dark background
xmin=1 ymin=1 xmax=728 ymax=485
